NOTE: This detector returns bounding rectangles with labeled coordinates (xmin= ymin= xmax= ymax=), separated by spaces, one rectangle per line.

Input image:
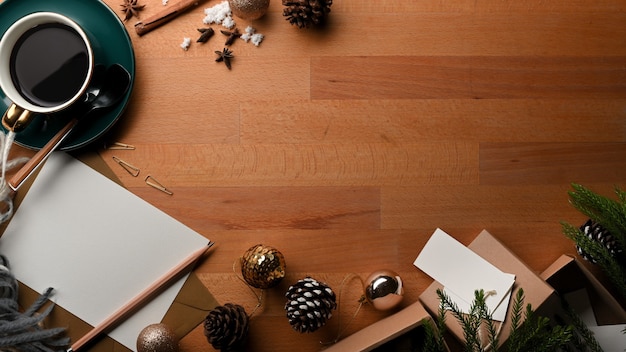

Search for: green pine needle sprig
xmin=560 ymin=297 xmax=604 ymax=352
xmin=562 ymin=183 xmax=626 ymax=301
xmin=422 ymin=288 xmax=574 ymax=352
xmin=567 ymin=184 xmax=626 ymax=254
xmin=422 ymin=297 xmax=448 ymax=352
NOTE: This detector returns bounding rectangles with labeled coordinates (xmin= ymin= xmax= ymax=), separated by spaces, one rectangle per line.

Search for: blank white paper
xmin=414 ymin=228 xmax=515 ymax=321
xmin=0 ymin=152 xmax=209 ymax=350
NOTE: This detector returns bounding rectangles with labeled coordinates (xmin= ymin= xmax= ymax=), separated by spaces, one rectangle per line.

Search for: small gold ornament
xmin=363 ymin=270 xmax=404 ymax=311
xmin=228 ymin=0 xmax=270 ymax=20
xmin=136 ymin=323 xmax=179 ymax=352
xmin=241 ymin=244 xmax=286 ymax=289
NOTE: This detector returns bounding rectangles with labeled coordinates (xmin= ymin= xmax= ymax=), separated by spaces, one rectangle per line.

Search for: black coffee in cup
xmin=9 ymin=23 xmax=90 ymax=108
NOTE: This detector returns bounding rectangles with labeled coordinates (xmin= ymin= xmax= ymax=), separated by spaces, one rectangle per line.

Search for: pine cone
xmin=282 ymin=0 xmax=332 ymax=28
xmin=577 ymin=219 xmax=623 ymax=263
xmin=284 ymin=277 xmax=337 ymax=333
xmin=204 ymin=303 xmax=249 ymax=351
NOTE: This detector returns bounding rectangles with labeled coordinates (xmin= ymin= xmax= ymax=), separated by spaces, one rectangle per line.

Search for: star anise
xmin=215 ymin=48 xmax=234 ymax=70
xmin=197 ymin=28 xmax=215 ymax=43
xmin=220 ymin=28 xmax=241 ymax=46
xmin=121 ymin=0 xmax=145 ymax=22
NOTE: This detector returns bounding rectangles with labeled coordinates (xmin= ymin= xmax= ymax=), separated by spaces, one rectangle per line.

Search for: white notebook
xmin=0 ymin=152 xmax=209 ymax=350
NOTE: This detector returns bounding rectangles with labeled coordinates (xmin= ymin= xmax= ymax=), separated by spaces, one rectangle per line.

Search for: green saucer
xmin=0 ymin=0 xmax=135 ymax=150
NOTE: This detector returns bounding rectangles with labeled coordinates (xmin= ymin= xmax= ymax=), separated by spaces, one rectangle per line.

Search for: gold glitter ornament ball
xmin=137 ymin=323 xmax=179 ymax=352
xmin=241 ymin=244 xmax=286 ymax=289
xmin=364 ymin=270 xmax=404 ymax=311
xmin=229 ymin=0 xmax=270 ymax=20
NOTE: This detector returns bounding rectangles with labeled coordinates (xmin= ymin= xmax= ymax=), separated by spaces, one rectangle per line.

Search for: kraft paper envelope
xmin=7 ymin=150 xmax=219 ymax=351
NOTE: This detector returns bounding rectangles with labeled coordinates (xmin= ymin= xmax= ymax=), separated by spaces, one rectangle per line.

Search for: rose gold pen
xmin=67 ymin=241 xmax=214 ymax=352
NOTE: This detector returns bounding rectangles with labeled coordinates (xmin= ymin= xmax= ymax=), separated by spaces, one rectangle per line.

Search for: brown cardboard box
xmin=418 ymin=229 xmax=555 ymax=347
xmin=540 ymin=254 xmax=626 ymax=325
xmin=323 ymin=301 xmax=436 ymax=351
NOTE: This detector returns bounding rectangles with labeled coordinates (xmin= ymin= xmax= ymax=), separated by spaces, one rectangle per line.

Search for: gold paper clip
xmin=112 ymin=156 xmax=140 ymax=177
xmin=145 ymin=175 xmax=173 ymax=195
xmin=107 ymin=142 xmax=136 ymax=150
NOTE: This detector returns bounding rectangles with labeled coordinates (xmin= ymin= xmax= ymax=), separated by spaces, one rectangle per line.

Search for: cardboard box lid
xmin=541 ymin=254 xmax=626 ymax=325
xmin=323 ymin=301 xmax=432 ymax=352
xmin=419 ymin=229 xmax=555 ymax=346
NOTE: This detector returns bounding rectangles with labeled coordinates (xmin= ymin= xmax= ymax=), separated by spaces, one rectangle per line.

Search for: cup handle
xmin=2 ymin=103 xmax=33 ymax=132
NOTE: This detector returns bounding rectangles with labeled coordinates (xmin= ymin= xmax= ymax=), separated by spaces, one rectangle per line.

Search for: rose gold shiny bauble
xmin=364 ymin=270 xmax=404 ymax=311
xmin=137 ymin=323 xmax=179 ymax=352
xmin=228 ymin=0 xmax=270 ymax=20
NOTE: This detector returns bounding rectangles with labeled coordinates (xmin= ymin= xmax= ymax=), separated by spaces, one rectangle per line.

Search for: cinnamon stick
xmin=135 ymin=0 xmax=206 ymax=36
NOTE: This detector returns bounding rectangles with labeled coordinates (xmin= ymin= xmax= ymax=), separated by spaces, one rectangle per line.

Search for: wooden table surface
xmin=9 ymin=0 xmax=626 ymax=350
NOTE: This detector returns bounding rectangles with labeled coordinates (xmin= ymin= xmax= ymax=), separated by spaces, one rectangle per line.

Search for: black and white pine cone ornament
xmin=578 ymin=219 xmax=623 ymax=263
xmin=284 ymin=277 xmax=337 ymax=333
xmin=203 ymin=303 xmax=249 ymax=351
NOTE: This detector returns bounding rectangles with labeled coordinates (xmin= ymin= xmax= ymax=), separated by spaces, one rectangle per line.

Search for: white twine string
xmin=0 ymin=131 xmax=30 ymax=224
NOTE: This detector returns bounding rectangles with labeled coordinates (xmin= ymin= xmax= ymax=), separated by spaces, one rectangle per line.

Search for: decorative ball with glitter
xmin=364 ymin=270 xmax=404 ymax=311
xmin=228 ymin=0 xmax=270 ymax=20
xmin=285 ymin=277 xmax=336 ymax=333
xmin=241 ymin=244 xmax=286 ymax=289
xmin=136 ymin=323 xmax=179 ymax=352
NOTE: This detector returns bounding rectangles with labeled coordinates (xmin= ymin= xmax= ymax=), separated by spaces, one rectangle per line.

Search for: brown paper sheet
xmin=10 ymin=150 xmax=218 ymax=351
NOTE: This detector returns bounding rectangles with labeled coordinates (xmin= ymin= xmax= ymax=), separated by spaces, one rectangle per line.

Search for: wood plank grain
xmin=129 ymin=10 xmax=626 ymax=58
xmin=240 ymin=99 xmax=626 ymax=143
xmin=480 ymin=142 xmax=626 ymax=185
xmin=311 ymin=56 xmax=626 ymax=100
xmin=100 ymin=142 xmax=479 ymax=187
xmin=125 ymin=186 xmax=380 ymax=230
xmin=334 ymin=0 xmax=626 ymax=13
xmin=105 ymin=55 xmax=309 ymax=144
xmin=381 ymin=184 xmax=581 ymax=230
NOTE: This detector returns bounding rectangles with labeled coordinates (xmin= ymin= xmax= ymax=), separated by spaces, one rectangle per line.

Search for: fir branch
xmin=476 ymin=290 xmax=499 ymax=351
xmin=616 ymin=186 xmax=626 ymax=204
xmin=422 ymin=318 xmax=446 ymax=352
xmin=560 ymin=296 xmax=604 ymax=352
xmin=562 ymin=221 xmax=626 ymax=300
xmin=422 ymin=320 xmax=439 ymax=352
xmin=514 ymin=306 xmax=572 ymax=352
xmin=436 ymin=288 xmax=481 ymax=351
xmin=507 ymin=288 xmax=525 ymax=349
xmin=510 ymin=306 xmax=549 ymax=351
xmin=429 ymin=287 xmax=573 ymax=352
xmin=421 ymin=293 xmax=447 ymax=352
xmin=568 ymin=184 xmax=626 ymax=251
xmin=435 ymin=297 xmax=448 ymax=351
